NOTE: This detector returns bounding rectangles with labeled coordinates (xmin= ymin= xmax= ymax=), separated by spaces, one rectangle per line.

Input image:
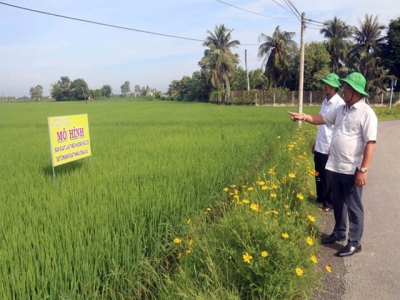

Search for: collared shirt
xmin=322 ymin=99 xmax=378 ymax=175
xmin=315 ymin=93 xmax=345 ymax=154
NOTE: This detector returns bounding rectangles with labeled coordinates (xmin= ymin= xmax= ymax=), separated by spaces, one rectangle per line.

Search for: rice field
xmin=0 ymin=100 xmax=308 ymax=299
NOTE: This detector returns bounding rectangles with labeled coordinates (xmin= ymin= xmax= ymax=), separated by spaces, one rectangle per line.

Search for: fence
xmin=209 ymin=90 xmax=400 ymax=106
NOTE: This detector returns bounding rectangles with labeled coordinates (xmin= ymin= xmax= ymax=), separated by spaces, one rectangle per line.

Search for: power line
xmin=286 ymin=0 xmax=301 ymax=18
xmin=282 ymin=0 xmax=301 ymax=22
xmin=272 ymin=0 xmax=293 ymax=14
xmin=0 ymin=1 xmax=204 ymax=42
xmin=306 ymin=18 xmax=325 ymax=25
xmin=216 ymin=0 xmax=291 ymax=19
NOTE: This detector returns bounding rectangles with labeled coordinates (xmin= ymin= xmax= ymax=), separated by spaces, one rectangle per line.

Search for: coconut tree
xmin=320 ymin=16 xmax=352 ymax=72
xmin=199 ymin=24 xmax=240 ymax=103
xmin=258 ymin=26 xmax=296 ymax=88
xmin=349 ymin=14 xmax=386 ymax=59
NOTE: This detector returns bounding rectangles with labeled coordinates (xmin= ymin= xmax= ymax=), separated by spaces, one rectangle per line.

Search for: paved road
xmin=317 ymin=120 xmax=400 ymax=300
xmin=343 ymin=119 xmax=400 ymax=300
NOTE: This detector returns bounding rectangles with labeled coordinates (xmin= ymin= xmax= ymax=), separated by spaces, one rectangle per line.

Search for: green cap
xmin=320 ymin=73 xmax=341 ymax=88
xmin=339 ymin=72 xmax=370 ymax=98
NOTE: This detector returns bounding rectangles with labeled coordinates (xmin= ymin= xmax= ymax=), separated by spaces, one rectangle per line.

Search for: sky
xmin=0 ymin=0 xmax=399 ymax=98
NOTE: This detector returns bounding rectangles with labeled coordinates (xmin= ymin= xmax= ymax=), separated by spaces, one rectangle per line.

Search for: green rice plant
xmin=0 ymin=100 xmax=298 ymax=299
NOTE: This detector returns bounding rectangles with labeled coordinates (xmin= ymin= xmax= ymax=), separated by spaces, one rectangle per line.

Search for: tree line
xmin=29 ymin=77 xmax=159 ymax=102
xmin=166 ymin=15 xmax=400 ymax=103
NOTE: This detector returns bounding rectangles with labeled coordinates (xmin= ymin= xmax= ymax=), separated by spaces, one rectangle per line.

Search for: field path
xmin=316 ymin=119 xmax=400 ymax=300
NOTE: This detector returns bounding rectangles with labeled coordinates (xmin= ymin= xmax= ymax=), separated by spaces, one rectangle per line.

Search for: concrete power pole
xmin=245 ymin=49 xmax=250 ymax=91
xmin=298 ymin=12 xmax=306 ymax=126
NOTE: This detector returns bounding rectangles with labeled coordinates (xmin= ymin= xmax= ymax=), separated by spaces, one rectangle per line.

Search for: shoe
xmin=336 ymin=245 xmax=362 ymax=257
xmin=321 ymin=233 xmax=346 ymax=244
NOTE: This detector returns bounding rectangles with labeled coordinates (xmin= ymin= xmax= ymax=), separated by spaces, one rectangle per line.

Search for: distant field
xmin=0 ymin=100 xmax=303 ymax=298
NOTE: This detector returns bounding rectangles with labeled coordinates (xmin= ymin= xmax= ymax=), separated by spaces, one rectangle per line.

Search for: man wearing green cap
xmin=313 ymin=73 xmax=344 ymax=212
xmin=288 ymin=72 xmax=378 ymax=257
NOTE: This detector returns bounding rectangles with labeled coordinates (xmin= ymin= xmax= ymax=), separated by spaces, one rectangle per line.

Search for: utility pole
xmin=245 ymin=49 xmax=250 ymax=91
xmin=298 ymin=12 xmax=306 ymax=126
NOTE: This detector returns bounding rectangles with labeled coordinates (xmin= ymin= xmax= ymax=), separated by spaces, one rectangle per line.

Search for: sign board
xmin=48 ymin=114 xmax=92 ymax=177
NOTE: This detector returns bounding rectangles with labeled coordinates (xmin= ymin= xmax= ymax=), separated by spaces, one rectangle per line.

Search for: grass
xmin=0 ymin=99 xmax=307 ymax=299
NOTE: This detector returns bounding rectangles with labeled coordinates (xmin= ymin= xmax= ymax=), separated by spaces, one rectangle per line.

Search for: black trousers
xmin=314 ymin=151 xmax=333 ymax=208
xmin=331 ymin=171 xmax=364 ymax=247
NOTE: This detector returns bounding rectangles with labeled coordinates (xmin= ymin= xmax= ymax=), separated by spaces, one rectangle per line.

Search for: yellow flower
xmin=186 ymin=219 xmax=191 ymax=224
xmin=272 ymin=210 xmax=279 ymax=215
xmin=296 ymin=267 xmax=304 ymax=276
xmin=250 ymin=203 xmax=260 ymax=212
xmin=258 ymin=181 xmax=265 ymax=186
xmin=261 ymin=251 xmax=269 ymax=258
xmin=326 ymin=265 xmax=332 ymax=273
xmin=177 ymin=253 xmax=182 ymax=259
xmin=296 ymin=193 xmax=304 ymax=200
xmin=230 ymin=184 xmax=236 ymax=188
xmin=284 ymin=204 xmax=289 ymax=209
xmin=242 ymin=184 xmax=247 ymax=188
xmin=309 ymin=190 xmax=315 ymax=196
xmin=270 ymin=192 xmax=277 ymax=198
xmin=243 ymin=252 xmax=253 ymax=264
xmin=189 ymin=239 xmax=194 ymax=245
xmin=263 ymin=210 xmax=270 ymax=215
xmin=243 ymin=199 xmax=250 ymax=204
xmin=223 ymin=187 xmax=229 ymax=192
xmin=282 ymin=232 xmax=289 ymax=239
xmin=262 ymin=185 xmax=268 ymax=190
xmin=173 ymin=238 xmax=182 ymax=244
xmin=307 ymin=215 xmax=316 ymax=222
xmin=311 ymin=255 xmax=318 ymax=264
xmin=286 ymin=211 xmax=291 ymax=216
xmin=248 ymin=187 xmax=254 ymax=191
xmin=307 ymin=236 xmax=314 ymax=246
xmin=277 ymin=136 xmax=281 ymax=139
xmin=298 ymin=155 xmax=305 ymax=159
xmin=186 ymin=249 xmax=191 ymax=255
xmin=268 ymin=168 xmax=275 ymax=174
xmin=288 ymin=173 xmax=296 ymax=178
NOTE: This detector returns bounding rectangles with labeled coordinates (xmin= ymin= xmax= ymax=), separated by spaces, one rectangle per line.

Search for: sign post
xmin=48 ymin=114 xmax=92 ymax=179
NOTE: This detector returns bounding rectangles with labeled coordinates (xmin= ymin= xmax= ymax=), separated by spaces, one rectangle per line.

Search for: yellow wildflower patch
xmin=296 ymin=267 xmax=304 ymax=276
xmin=307 ymin=215 xmax=316 ymax=222
xmin=326 ymin=265 xmax=332 ymax=273
xmin=250 ymin=203 xmax=260 ymax=212
xmin=311 ymin=255 xmax=318 ymax=264
xmin=282 ymin=232 xmax=289 ymax=239
xmin=261 ymin=251 xmax=269 ymax=258
xmin=173 ymin=238 xmax=182 ymax=244
xmin=243 ymin=252 xmax=253 ymax=264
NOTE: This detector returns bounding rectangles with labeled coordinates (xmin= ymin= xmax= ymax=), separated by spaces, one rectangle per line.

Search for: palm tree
xmin=199 ymin=24 xmax=240 ymax=103
xmin=320 ymin=16 xmax=352 ymax=72
xmin=345 ymin=52 xmax=393 ymax=103
xmin=349 ymin=14 xmax=386 ymax=59
xmin=258 ymin=26 xmax=296 ymax=88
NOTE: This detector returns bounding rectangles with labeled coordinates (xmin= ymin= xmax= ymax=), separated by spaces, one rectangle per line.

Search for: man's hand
xmin=288 ymin=111 xmax=304 ymax=122
xmin=355 ymin=171 xmax=368 ymax=187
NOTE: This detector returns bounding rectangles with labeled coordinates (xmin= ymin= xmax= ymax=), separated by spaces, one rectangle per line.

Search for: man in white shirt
xmin=288 ymin=72 xmax=378 ymax=257
xmin=313 ymin=74 xmax=344 ymax=212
